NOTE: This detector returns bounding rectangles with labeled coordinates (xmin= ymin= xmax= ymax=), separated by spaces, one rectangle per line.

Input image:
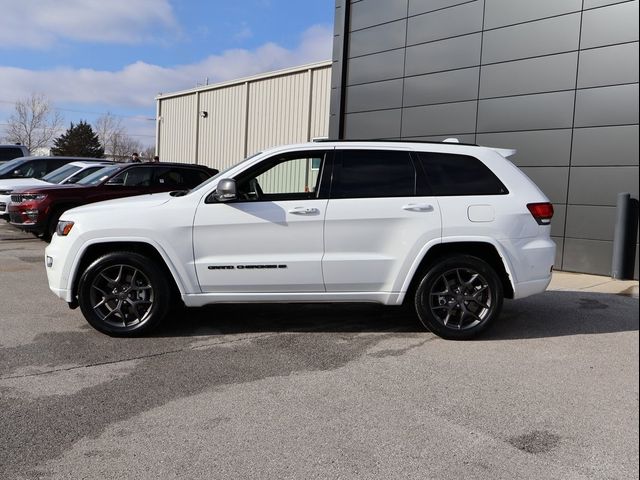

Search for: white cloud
xmin=0 ymin=24 xmax=332 ymax=108
xmin=0 ymin=0 xmax=178 ymax=48
xmin=0 ymin=24 xmax=332 ymax=146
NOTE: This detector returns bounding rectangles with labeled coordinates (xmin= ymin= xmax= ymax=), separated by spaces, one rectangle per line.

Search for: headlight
xmin=20 ymin=194 xmax=47 ymax=202
xmin=56 ymin=220 xmax=74 ymax=237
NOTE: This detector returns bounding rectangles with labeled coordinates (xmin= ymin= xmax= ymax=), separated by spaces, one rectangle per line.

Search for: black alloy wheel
xmin=414 ymin=255 xmax=503 ymax=340
xmin=78 ymin=252 xmax=170 ymax=336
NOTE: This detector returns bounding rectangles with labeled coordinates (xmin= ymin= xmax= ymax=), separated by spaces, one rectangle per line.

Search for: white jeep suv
xmin=45 ymin=141 xmax=555 ymax=339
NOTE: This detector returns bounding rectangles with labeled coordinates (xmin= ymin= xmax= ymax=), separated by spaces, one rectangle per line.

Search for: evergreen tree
xmin=51 ymin=121 xmax=104 ymax=157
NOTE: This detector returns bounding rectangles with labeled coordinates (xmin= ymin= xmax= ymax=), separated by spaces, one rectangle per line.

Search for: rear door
xmin=322 ymin=149 xmax=442 ymax=293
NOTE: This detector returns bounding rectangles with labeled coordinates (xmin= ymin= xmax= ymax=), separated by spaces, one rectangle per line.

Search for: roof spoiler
xmin=490 ymin=147 xmax=517 ymax=158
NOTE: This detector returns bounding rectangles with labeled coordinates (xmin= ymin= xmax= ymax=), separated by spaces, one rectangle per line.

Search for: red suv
xmin=9 ymin=162 xmax=217 ymax=240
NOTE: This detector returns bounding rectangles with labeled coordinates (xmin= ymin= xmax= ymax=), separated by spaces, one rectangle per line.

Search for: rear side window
xmin=332 ymin=150 xmax=415 ymax=198
xmin=416 ymin=152 xmax=508 ymax=196
xmin=0 ymin=147 xmax=25 ymax=161
xmin=154 ymin=167 xmax=210 ymax=188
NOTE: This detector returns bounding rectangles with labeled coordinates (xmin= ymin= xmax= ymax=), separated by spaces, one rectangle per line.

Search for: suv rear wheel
xmin=414 ymin=255 xmax=503 ymax=340
xmin=77 ymin=252 xmax=170 ymax=336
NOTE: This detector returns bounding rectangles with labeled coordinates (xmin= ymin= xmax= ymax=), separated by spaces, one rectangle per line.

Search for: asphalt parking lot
xmin=0 ymin=222 xmax=638 ymax=480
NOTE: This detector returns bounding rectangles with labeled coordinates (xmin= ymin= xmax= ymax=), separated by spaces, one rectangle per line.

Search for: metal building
xmin=330 ymin=0 xmax=639 ymax=278
xmin=155 ymin=61 xmax=332 ymax=171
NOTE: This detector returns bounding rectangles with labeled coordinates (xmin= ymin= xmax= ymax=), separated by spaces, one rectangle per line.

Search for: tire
xmin=77 ymin=251 xmax=171 ymax=336
xmin=42 ymin=208 xmax=64 ymax=242
xmin=414 ymin=255 xmax=503 ymax=340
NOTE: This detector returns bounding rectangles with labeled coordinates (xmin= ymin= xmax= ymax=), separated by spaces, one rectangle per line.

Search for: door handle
xmin=402 ymin=203 xmax=434 ymax=212
xmin=288 ymin=207 xmax=320 ymax=215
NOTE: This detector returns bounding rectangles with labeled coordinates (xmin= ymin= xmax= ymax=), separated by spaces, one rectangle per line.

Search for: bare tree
xmin=140 ymin=145 xmax=156 ymax=161
xmin=4 ymin=93 xmax=64 ymax=151
xmin=93 ymin=113 xmax=125 ymax=159
xmin=110 ymin=133 xmax=143 ymax=162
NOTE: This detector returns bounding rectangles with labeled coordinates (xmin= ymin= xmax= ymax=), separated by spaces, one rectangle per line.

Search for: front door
xmin=193 ymin=149 xmax=332 ymax=293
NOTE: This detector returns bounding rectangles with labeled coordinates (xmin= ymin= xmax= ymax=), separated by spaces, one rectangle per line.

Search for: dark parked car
xmin=0 ymin=144 xmax=30 ymax=163
xmin=0 ymin=156 xmax=85 ymax=180
xmin=8 ymin=162 xmax=218 ymax=240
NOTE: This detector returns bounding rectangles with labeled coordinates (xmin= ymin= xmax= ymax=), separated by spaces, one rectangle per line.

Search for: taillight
xmin=527 ymin=202 xmax=554 ymax=225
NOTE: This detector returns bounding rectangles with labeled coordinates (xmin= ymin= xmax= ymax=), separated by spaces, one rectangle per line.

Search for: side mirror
xmin=213 ymin=178 xmax=237 ymax=202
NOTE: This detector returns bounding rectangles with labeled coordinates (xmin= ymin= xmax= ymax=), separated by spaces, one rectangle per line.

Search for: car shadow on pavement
xmin=155 ymin=290 xmax=638 ymax=340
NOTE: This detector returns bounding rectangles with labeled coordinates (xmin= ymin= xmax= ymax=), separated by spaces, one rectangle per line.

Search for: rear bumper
xmin=513 ymin=276 xmax=552 ymax=299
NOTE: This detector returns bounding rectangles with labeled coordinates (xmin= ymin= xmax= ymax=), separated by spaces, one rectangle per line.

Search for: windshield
xmin=188 ymin=152 xmax=263 ymax=194
xmin=76 ymin=165 xmax=122 ymax=186
xmin=42 ymin=164 xmax=82 ymax=184
xmin=0 ymin=158 xmax=26 ymax=175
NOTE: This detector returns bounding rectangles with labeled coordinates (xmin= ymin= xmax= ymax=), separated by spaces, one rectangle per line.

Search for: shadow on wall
xmin=156 ymin=290 xmax=639 ymax=341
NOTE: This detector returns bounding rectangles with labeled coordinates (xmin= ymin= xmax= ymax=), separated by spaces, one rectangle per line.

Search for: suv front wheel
xmin=414 ymin=255 xmax=503 ymax=340
xmin=77 ymin=252 xmax=170 ymax=336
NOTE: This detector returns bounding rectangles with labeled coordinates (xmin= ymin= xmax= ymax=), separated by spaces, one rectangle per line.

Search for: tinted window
xmin=332 ymin=150 xmax=415 ymax=199
xmin=46 ymin=158 xmax=73 ymax=172
xmin=109 ymin=167 xmax=153 ymax=187
xmin=154 ymin=167 xmax=211 ymax=189
xmin=64 ymin=166 xmax=105 ymax=184
xmin=417 ymin=152 xmax=508 ymax=196
xmin=13 ymin=159 xmax=47 ymax=178
xmin=0 ymin=147 xmax=24 ymax=161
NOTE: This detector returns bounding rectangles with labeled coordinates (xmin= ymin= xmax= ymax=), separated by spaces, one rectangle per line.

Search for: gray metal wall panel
xmin=409 ymin=0 xmax=473 ymax=16
xmin=344 ymin=109 xmax=402 ymax=138
xmin=574 ymin=84 xmax=639 ymax=127
xmin=551 ymin=204 xmax=567 ymax=238
xmin=484 ymin=0 xmax=582 ymax=30
xmin=552 ymin=237 xmax=564 ymax=269
xmin=405 ymin=33 xmax=482 ymax=76
xmin=572 ymin=125 xmax=639 ymax=166
xmin=569 ymin=166 xmax=639 ymax=205
xmin=350 ymin=0 xmax=408 ymax=30
xmin=562 ymin=238 xmax=613 ymax=275
xmin=347 ymin=49 xmax=405 ymax=85
xmin=481 ymin=14 xmax=581 ymax=64
xmin=565 ymin=205 xmax=617 ymax=241
xmin=407 ymin=1 xmax=484 ymax=46
xmin=348 ymin=19 xmax=406 ymax=58
xmin=580 ymin=1 xmax=639 ymax=49
xmin=584 ymin=0 xmax=631 ymax=7
xmin=479 ymin=53 xmax=578 ymax=98
xmin=477 ymin=130 xmax=572 ymax=167
xmin=401 ymin=101 xmax=478 ymax=137
xmin=403 ymin=68 xmax=479 ymax=107
xmin=346 ymin=79 xmax=404 ymax=112
xmin=477 ymin=91 xmax=575 ymax=133
xmin=578 ymin=43 xmax=639 ymax=89
xmin=518 ymin=167 xmax=569 ymax=204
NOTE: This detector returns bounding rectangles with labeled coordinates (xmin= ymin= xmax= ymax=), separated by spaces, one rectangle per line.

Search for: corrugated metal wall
xmin=157 ymin=62 xmax=331 ymax=171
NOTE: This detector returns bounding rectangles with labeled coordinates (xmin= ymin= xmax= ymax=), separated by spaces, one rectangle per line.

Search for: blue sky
xmin=0 ymin=0 xmax=334 ymax=147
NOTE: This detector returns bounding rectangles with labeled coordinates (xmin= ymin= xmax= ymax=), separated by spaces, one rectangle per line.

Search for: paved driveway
xmin=0 ymin=223 xmax=638 ymax=479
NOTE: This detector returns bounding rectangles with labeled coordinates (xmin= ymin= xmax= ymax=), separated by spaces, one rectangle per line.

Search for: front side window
xmin=108 ymin=167 xmax=153 ymax=187
xmin=234 ymin=152 xmax=327 ymax=202
xmin=64 ymin=166 xmax=105 ymax=184
xmin=332 ymin=150 xmax=416 ymax=199
xmin=416 ymin=152 xmax=508 ymax=196
xmin=12 ymin=159 xmax=47 ymax=178
xmin=77 ymin=166 xmax=122 ymax=185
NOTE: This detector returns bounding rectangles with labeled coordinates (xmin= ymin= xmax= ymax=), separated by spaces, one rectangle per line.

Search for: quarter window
xmin=332 ymin=150 xmax=415 ymax=199
xmin=417 ymin=152 xmax=508 ymax=196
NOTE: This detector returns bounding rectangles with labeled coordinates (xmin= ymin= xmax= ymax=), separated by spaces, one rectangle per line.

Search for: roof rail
xmin=311 ymin=138 xmax=479 ymax=147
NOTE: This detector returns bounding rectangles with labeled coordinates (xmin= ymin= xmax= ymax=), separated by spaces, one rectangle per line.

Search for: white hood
xmin=67 ymin=192 xmax=173 ymax=217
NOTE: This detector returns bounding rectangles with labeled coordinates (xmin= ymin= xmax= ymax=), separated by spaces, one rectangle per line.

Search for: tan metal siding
xmin=197 ymin=84 xmax=247 ymax=171
xmin=158 ymin=94 xmax=197 ymax=163
xmin=245 ymin=71 xmax=310 ymax=156
xmin=157 ymin=62 xmax=331 ymax=172
xmin=310 ymin=67 xmax=331 ymax=139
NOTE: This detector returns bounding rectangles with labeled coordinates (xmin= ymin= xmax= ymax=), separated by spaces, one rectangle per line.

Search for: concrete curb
xmin=548 ymin=271 xmax=639 ymax=297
